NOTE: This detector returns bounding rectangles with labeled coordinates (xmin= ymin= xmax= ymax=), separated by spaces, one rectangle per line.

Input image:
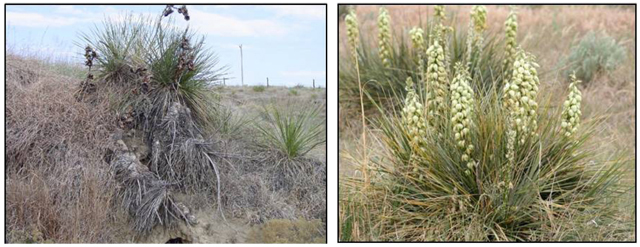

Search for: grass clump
xmin=563 ymin=31 xmax=626 ymax=84
xmin=253 ymin=85 xmax=266 ymax=92
xmin=339 ymin=5 xmax=629 ymax=242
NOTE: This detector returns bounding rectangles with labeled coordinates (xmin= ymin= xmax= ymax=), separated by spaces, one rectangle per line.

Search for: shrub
xmin=340 ymin=5 xmax=627 ymax=242
xmin=289 ymin=89 xmax=299 ymax=96
xmin=563 ymin=31 xmax=626 ymax=84
xmin=253 ymin=85 xmax=266 ymax=92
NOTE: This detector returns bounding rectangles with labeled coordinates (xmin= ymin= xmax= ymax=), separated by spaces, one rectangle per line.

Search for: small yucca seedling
xmin=256 ymin=104 xmax=325 ymax=168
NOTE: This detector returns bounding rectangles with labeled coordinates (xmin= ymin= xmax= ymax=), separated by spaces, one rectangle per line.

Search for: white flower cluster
xmin=561 ymin=72 xmax=582 ymax=137
xmin=468 ymin=5 xmax=487 ymax=69
xmin=409 ymin=27 xmax=426 ymax=81
xmin=434 ymin=5 xmax=446 ymax=23
xmin=450 ymin=63 xmax=476 ymax=169
xmin=378 ymin=7 xmax=392 ymax=68
xmin=426 ymin=38 xmax=449 ymax=124
xmin=503 ymin=7 xmax=518 ymax=79
xmin=345 ymin=10 xmax=359 ymax=57
xmin=471 ymin=5 xmax=487 ymax=33
xmin=503 ymin=50 xmax=540 ymax=144
xmin=402 ymin=77 xmax=427 ymax=146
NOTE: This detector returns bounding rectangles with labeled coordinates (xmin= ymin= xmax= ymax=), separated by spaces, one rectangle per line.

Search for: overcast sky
xmin=6 ymin=5 xmax=326 ymax=87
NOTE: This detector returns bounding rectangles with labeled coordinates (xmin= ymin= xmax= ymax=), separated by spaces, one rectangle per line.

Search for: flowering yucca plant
xmin=340 ymin=5 xmax=627 ymax=242
xmin=339 ymin=6 xmax=504 ymax=118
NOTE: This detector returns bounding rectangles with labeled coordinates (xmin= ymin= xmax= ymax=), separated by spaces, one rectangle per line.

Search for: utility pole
xmin=266 ymin=77 xmax=269 ymax=87
xmin=238 ymin=44 xmax=244 ymax=87
xmin=313 ymin=79 xmax=315 ymax=89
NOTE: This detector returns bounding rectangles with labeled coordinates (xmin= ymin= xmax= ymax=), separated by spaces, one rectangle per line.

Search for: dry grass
xmin=6 ymin=55 xmax=122 ymax=242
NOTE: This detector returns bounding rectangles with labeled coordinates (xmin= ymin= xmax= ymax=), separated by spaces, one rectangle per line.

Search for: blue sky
xmin=6 ymin=5 xmax=326 ymax=87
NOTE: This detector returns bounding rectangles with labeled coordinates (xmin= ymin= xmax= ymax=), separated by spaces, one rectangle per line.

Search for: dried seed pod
xmin=163 ymin=5 xmax=174 ymax=17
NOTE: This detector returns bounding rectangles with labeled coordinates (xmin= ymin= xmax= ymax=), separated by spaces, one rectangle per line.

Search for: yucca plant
xmin=339 ymin=7 xmax=504 ymax=118
xmin=79 ymin=15 xmax=147 ymax=84
xmin=340 ymin=5 xmax=628 ymax=242
xmin=256 ymin=104 xmax=325 ymax=173
xmin=78 ymin=10 xmax=227 ymax=235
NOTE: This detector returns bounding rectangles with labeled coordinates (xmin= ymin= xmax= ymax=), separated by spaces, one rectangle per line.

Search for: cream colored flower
xmin=410 ymin=27 xmax=426 ymax=82
xmin=378 ymin=7 xmax=392 ymax=68
xmin=503 ymin=6 xmax=518 ymax=81
xmin=450 ymin=63 xmax=476 ymax=169
xmin=561 ymin=72 xmax=582 ymax=137
xmin=426 ymin=34 xmax=449 ymax=125
xmin=471 ymin=5 xmax=487 ymax=33
xmin=402 ymin=77 xmax=427 ymax=146
xmin=503 ymin=49 xmax=540 ymax=144
xmin=434 ymin=5 xmax=446 ymax=23
xmin=345 ymin=10 xmax=359 ymax=57
xmin=467 ymin=5 xmax=487 ymax=69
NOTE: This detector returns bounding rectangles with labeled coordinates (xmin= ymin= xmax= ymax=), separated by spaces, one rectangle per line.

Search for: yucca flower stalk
xmin=378 ymin=7 xmax=392 ymax=68
xmin=345 ymin=10 xmax=369 ymax=186
xmin=345 ymin=10 xmax=360 ymax=58
xmin=425 ymin=30 xmax=449 ymax=128
xmin=561 ymin=72 xmax=583 ymax=137
xmin=402 ymin=77 xmax=427 ymax=147
xmin=503 ymin=49 xmax=540 ymax=168
xmin=468 ymin=5 xmax=487 ymax=71
xmin=503 ymin=6 xmax=518 ymax=81
xmin=434 ymin=5 xmax=446 ymax=24
xmin=409 ymin=27 xmax=426 ymax=82
xmin=450 ymin=63 xmax=476 ymax=172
